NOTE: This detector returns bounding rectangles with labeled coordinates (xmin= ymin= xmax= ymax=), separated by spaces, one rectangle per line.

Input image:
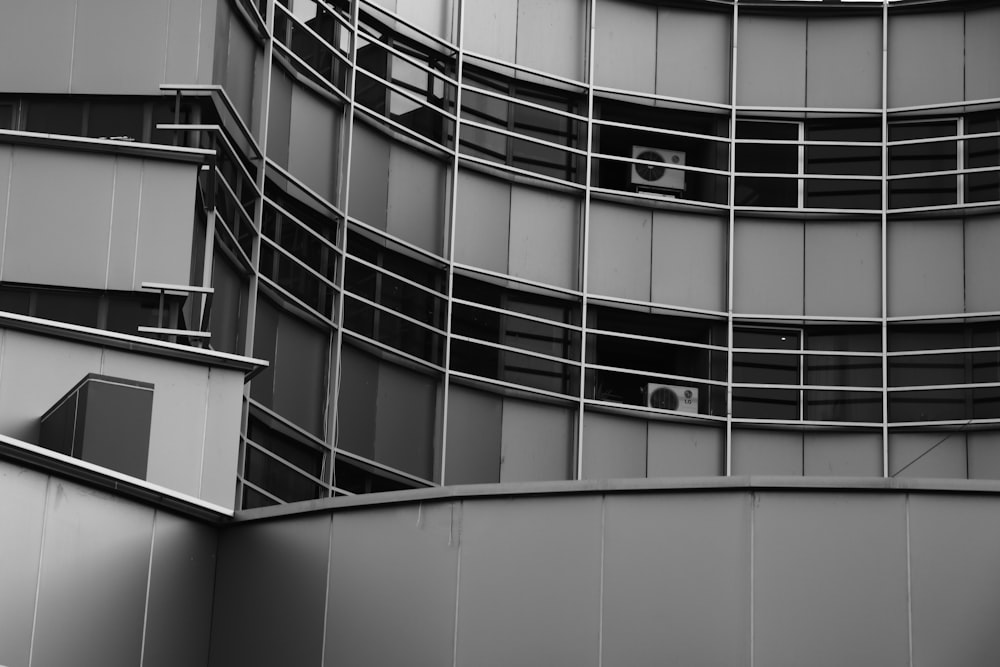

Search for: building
xmin=1 ymin=0 xmax=999 ymax=664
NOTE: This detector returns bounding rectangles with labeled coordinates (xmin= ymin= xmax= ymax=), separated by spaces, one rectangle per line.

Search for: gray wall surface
xmin=0 ymin=460 xmax=218 ymax=667
xmin=209 ymin=483 xmax=1000 ymax=667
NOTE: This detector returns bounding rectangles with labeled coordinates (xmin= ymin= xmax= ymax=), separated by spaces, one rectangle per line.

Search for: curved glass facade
xmin=246 ymin=0 xmax=1000 ymax=502
xmin=6 ymin=0 xmax=997 ymax=504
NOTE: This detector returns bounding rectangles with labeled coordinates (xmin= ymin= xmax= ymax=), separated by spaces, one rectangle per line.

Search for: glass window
xmin=587 ymin=306 xmax=726 ymax=416
xmin=889 ymin=120 xmax=958 ymax=208
xmin=735 ymin=120 xmax=798 ymax=207
xmin=245 ymin=416 xmax=326 ymax=503
xmin=966 ymin=112 xmax=1000 ymax=204
xmin=26 ymin=98 xmax=85 ymax=135
xmin=594 ymin=97 xmax=729 ymax=204
xmin=87 ymin=101 xmax=145 ymax=142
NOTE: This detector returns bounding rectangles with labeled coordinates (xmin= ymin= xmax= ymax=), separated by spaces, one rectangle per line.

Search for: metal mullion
xmin=326 ymin=0 xmax=361 ymax=489
xmin=725 ymin=0 xmax=738 ymax=476
xmin=880 ymin=0 xmax=889 ymax=476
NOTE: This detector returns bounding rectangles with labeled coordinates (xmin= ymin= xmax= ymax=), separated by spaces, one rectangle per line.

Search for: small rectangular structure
xmin=39 ymin=373 xmax=154 ymax=479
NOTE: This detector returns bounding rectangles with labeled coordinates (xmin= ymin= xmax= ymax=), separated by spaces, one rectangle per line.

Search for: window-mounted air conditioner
xmin=646 ymin=383 xmax=699 ymax=414
xmin=630 ymin=146 xmax=686 ymax=192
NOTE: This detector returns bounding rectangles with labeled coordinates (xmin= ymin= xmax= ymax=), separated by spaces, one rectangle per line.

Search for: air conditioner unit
xmin=646 ymin=383 xmax=699 ymax=414
xmin=630 ymin=146 xmax=686 ymax=192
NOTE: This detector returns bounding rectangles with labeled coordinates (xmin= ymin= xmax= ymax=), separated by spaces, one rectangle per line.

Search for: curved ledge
xmin=234 ymin=473 xmax=1000 ymax=523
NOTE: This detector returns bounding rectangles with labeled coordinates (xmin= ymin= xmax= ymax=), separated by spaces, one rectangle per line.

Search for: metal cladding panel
xmin=887 ymin=219 xmax=964 ymax=317
xmin=71 ymin=0 xmax=169 ymax=94
xmin=0 ymin=330 xmax=104 ymax=443
xmin=106 ymin=156 xmax=143 ymax=290
xmin=349 ymin=124 xmax=391 ymax=230
xmin=445 ymin=384 xmax=502 ymax=485
xmin=736 ymin=15 xmax=806 ymax=108
xmin=326 ymin=503 xmax=459 ymax=667
xmin=267 ymin=65 xmax=293 ymax=167
xmin=134 ymin=160 xmax=198 ymax=289
xmin=594 ymin=0 xmax=656 ymax=94
xmin=0 ymin=462 xmax=48 ymax=667
xmin=0 ymin=2 xmax=75 ymax=92
xmin=289 ymin=84 xmax=340 ymax=205
xmin=647 ymin=421 xmax=724 ymax=477
xmin=656 ymin=7 xmax=731 ymax=105
xmin=455 ymin=496 xmax=603 ymax=667
xmin=602 ymin=493 xmax=751 ymax=667
xmin=733 ymin=218 xmax=804 ymax=316
xmin=374 ymin=360 xmax=438 ymax=481
xmin=142 ymin=512 xmax=218 ymax=667
xmin=588 ymin=201 xmax=652 ymax=302
xmin=966 ymin=7 xmax=1000 ymax=101
xmin=752 ymin=492 xmax=909 ymax=667
xmin=803 ymin=431 xmax=882 ymax=478
xmin=888 ymin=432 xmax=968 ymax=479
xmin=804 ymin=220 xmax=881 ymax=319
xmin=453 ymin=169 xmax=510 ymax=275
xmin=337 ymin=344 xmax=379 ymax=460
xmin=731 ymin=429 xmax=804 ymax=476
xmin=964 ymin=214 xmax=1000 ymax=314
xmin=3 ymin=148 xmax=115 ymax=290
xmin=651 ymin=210 xmax=726 ymax=312
xmin=888 ymin=12 xmax=964 ymax=108
xmin=909 ymin=495 xmax=1000 ymax=667
xmin=395 ymin=0 xmax=454 ymax=41
xmin=462 ymin=0 xmax=516 ymax=63
xmin=806 ymin=16 xmax=881 ymax=110
xmin=515 ymin=0 xmax=585 ymax=82
xmin=581 ymin=411 xmax=647 ymax=480
xmin=508 ymin=185 xmax=580 ymax=291
xmin=210 ymin=515 xmax=330 ymax=667
xmin=387 ymin=144 xmax=446 ymax=255
xmin=165 ymin=0 xmax=210 ymax=87
xmin=499 ymin=398 xmax=574 ymax=483
xmin=32 ymin=481 xmax=154 ymax=667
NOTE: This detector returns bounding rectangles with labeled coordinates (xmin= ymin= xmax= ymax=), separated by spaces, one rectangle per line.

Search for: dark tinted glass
xmin=26 ymin=99 xmax=84 ymax=135
xmin=87 ymin=101 xmax=145 ymax=141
